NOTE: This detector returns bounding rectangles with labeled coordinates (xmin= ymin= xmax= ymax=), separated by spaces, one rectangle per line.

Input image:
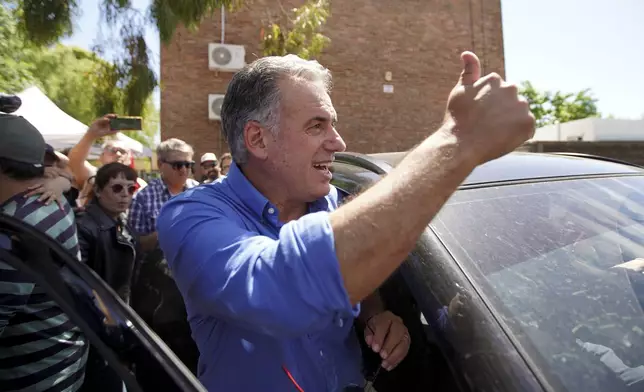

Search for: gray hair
xmin=220 ymin=54 xmax=332 ymax=165
xmin=156 ymin=138 xmax=194 ymax=161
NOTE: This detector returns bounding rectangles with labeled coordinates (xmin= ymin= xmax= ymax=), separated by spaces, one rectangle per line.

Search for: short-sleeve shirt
xmin=0 ymin=193 xmax=88 ymax=392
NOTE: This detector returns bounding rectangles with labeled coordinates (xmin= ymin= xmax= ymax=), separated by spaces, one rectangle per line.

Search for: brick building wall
xmin=161 ymin=0 xmax=505 ymax=177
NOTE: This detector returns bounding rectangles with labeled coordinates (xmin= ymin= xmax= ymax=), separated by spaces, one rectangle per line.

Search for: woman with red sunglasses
xmin=75 ymin=162 xmax=142 ymax=392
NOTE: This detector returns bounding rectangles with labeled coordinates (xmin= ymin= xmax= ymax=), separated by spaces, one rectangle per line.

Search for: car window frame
xmin=0 ymin=213 xmax=206 ymax=392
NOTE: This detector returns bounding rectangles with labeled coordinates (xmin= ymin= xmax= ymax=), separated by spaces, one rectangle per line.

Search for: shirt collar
xmin=227 ymin=161 xmax=272 ymax=218
xmin=154 ymin=177 xmax=198 ymax=194
xmin=226 ymin=161 xmax=335 ymax=219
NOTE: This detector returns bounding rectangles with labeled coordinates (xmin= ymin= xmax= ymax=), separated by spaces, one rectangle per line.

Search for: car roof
xmin=367 ymin=151 xmax=644 ymax=186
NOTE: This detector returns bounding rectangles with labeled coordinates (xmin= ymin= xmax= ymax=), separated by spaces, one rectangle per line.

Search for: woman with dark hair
xmin=75 ymin=162 xmax=141 ymax=392
xmin=77 ymin=162 xmax=140 ymax=300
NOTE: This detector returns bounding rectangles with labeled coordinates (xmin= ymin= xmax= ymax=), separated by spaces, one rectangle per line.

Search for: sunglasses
xmin=163 ymin=160 xmax=195 ymax=170
xmin=201 ymin=162 xmax=218 ymax=169
xmin=110 ymin=184 xmax=137 ymax=195
xmin=106 ymin=147 xmax=128 ymax=155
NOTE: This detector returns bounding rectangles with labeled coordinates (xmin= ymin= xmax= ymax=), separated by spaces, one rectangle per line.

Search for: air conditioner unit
xmin=209 ymin=94 xmax=225 ymax=121
xmin=208 ymin=43 xmax=245 ymax=71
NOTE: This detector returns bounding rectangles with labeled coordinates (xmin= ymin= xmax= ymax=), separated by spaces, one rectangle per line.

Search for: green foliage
xmin=8 ymin=0 xmax=247 ymax=118
xmin=519 ymin=81 xmax=601 ymax=128
xmin=0 ymin=3 xmax=37 ymax=93
xmin=18 ymin=0 xmax=77 ymax=45
xmin=122 ymin=97 xmax=159 ymax=148
xmin=262 ymin=0 xmax=331 ymax=59
xmin=7 ymin=0 xmax=331 ymax=126
xmin=0 ymin=4 xmax=158 ymax=148
xmin=30 ymin=45 xmax=111 ymax=124
xmin=149 ymin=0 xmax=241 ymax=42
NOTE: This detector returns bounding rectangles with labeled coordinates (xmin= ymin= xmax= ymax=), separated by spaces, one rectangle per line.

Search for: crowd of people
xmin=0 ymin=50 xmax=535 ymax=392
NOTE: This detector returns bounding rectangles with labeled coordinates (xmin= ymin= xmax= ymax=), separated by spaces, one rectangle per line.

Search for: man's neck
xmin=163 ymin=178 xmax=185 ymax=195
xmin=241 ymin=163 xmax=308 ymax=223
xmin=0 ymin=177 xmax=42 ymax=205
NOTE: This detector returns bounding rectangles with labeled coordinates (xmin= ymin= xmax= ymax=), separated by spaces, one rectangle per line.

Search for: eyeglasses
xmin=201 ymin=162 xmax=218 ymax=169
xmin=106 ymin=147 xmax=128 ymax=155
xmin=110 ymin=184 xmax=137 ymax=195
xmin=163 ymin=160 xmax=195 ymax=170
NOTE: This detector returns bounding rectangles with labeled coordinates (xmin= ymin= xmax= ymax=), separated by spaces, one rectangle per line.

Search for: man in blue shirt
xmin=157 ymin=52 xmax=536 ymax=390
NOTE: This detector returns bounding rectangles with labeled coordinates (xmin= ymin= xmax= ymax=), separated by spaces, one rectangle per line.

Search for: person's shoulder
xmin=12 ymin=195 xmax=68 ymax=219
xmin=160 ymin=180 xmax=235 ymax=219
xmin=133 ymin=178 xmax=161 ymax=198
xmin=9 ymin=197 xmax=76 ymax=236
xmin=74 ymin=206 xmax=97 ymax=229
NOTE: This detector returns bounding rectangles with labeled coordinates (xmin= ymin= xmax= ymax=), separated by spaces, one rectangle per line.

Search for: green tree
xmin=519 ymin=81 xmax=600 ymax=128
xmin=0 ymin=7 xmax=158 ymax=148
xmin=8 ymin=0 xmax=242 ymax=117
xmin=0 ymin=2 xmax=37 ymax=93
xmin=262 ymin=0 xmax=331 ymax=59
xmin=9 ymin=0 xmax=332 ymax=117
xmin=29 ymin=45 xmax=113 ymax=124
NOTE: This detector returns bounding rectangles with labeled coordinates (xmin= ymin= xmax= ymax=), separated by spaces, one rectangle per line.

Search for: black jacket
xmin=76 ymin=202 xmax=140 ymax=303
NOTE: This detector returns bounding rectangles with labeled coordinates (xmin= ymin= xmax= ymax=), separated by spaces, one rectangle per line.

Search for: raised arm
xmin=330 ymin=52 xmax=535 ymax=304
xmin=67 ymin=115 xmax=117 ymax=186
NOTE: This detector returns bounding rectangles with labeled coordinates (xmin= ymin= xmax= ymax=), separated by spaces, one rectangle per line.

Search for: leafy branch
xmin=261 ymin=0 xmax=330 ymax=59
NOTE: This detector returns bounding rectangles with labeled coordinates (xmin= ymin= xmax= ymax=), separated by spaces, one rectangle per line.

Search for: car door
xmin=0 ymin=213 xmax=206 ymax=392
xmin=331 ymin=153 xmax=546 ymax=392
xmin=332 ymin=157 xmax=465 ymax=392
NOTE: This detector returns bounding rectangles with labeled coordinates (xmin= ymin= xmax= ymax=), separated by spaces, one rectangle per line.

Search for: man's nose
xmin=326 ymin=127 xmax=347 ymax=153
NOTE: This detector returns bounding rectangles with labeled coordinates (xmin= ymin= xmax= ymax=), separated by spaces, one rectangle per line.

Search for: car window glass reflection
xmin=432 ymin=176 xmax=644 ymax=392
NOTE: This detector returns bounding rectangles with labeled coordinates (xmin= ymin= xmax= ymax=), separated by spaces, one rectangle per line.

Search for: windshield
xmin=432 ymin=175 xmax=644 ymax=392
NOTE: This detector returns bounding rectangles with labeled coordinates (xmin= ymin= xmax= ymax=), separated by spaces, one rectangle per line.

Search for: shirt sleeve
xmin=156 ymin=197 xmax=354 ymax=338
xmin=128 ymin=193 xmax=152 ymax=235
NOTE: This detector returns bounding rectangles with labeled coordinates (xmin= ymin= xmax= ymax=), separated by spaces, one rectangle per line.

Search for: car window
xmin=431 ymin=175 xmax=644 ymax=392
xmin=0 ymin=213 xmax=205 ymax=392
xmin=331 ymin=162 xmax=382 ymax=195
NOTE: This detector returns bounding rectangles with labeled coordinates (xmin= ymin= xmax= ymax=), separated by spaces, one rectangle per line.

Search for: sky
xmin=62 ymin=0 xmax=644 ymax=119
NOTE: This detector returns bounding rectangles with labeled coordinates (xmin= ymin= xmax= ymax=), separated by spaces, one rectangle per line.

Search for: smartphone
xmin=110 ymin=116 xmax=143 ymax=131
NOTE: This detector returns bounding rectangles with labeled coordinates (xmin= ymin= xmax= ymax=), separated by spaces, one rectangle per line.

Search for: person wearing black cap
xmin=0 ymin=113 xmax=89 ymax=391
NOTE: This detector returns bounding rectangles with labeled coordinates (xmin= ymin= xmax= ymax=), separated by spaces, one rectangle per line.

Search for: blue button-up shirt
xmin=156 ymin=162 xmax=365 ymax=391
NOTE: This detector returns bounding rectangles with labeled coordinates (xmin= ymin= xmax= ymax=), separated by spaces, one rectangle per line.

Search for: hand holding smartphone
xmin=109 ymin=116 xmax=143 ymax=131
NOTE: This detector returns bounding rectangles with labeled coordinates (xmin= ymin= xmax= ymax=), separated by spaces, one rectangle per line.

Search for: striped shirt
xmin=0 ymin=193 xmax=88 ymax=392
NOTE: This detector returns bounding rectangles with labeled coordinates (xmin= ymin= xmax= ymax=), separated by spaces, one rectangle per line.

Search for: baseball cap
xmin=200 ymin=153 xmax=218 ymax=164
xmin=0 ymin=113 xmax=46 ymax=168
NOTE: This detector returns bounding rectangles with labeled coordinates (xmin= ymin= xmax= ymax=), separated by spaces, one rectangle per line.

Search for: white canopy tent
xmin=13 ymin=86 xmax=147 ymax=156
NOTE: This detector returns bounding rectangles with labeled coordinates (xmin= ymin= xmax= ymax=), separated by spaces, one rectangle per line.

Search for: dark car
xmin=2 ymin=151 xmax=644 ymax=391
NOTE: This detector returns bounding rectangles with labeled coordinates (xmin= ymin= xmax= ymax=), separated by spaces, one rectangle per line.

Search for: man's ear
xmin=243 ymin=121 xmax=272 ymax=161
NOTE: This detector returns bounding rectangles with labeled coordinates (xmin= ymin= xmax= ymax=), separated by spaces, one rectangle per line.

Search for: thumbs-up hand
xmin=444 ymin=51 xmax=535 ymax=165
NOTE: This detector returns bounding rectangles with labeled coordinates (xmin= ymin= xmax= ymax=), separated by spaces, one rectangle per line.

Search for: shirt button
xmin=338 ymin=318 xmax=344 ymax=328
xmin=319 ymin=350 xmax=324 ymax=357
xmin=268 ymin=207 xmax=275 ymax=214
